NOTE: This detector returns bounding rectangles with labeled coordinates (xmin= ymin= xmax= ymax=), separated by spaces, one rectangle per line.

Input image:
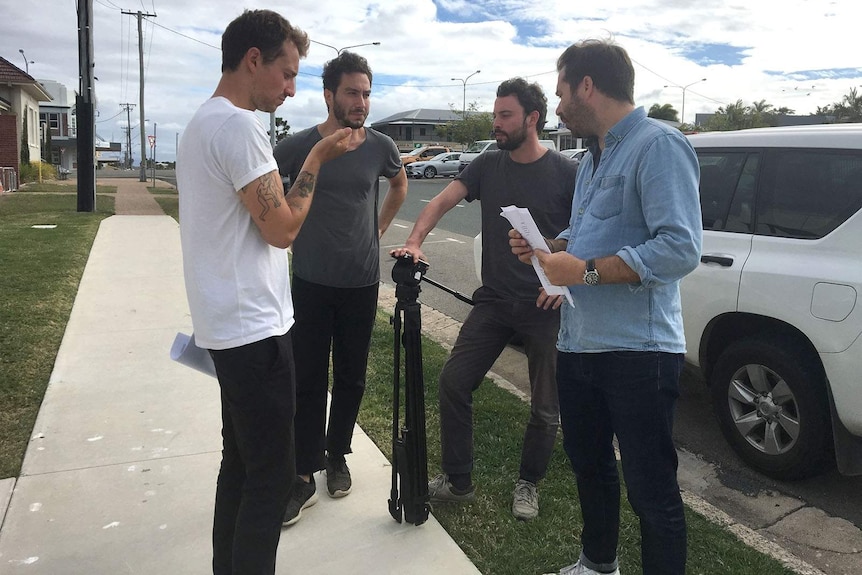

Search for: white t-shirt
xmin=177 ymin=96 xmax=293 ymax=350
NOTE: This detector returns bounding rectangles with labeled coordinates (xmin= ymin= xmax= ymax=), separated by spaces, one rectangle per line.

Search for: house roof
xmin=371 ymin=108 xmax=466 ymax=127
xmin=0 ymin=56 xmax=52 ymax=102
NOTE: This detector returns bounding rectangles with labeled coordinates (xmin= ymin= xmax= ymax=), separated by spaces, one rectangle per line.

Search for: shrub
xmin=18 ymin=161 xmax=58 ymax=183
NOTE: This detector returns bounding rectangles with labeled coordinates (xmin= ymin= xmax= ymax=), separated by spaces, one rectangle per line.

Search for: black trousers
xmin=209 ymin=333 xmax=296 ymax=575
xmin=291 ymin=276 xmax=379 ymax=474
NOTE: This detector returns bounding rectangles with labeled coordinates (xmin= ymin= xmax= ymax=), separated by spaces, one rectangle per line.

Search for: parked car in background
xmin=683 ymin=123 xmax=862 ymax=480
xmin=405 ymin=152 xmax=462 ymax=179
xmin=400 ymin=145 xmax=451 ymax=166
xmin=458 ymin=139 xmax=556 ymax=171
xmin=560 ymin=148 xmax=587 ymax=163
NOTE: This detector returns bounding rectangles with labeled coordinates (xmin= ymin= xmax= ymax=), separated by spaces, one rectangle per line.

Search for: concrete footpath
xmin=0 ymin=205 xmax=479 ymax=573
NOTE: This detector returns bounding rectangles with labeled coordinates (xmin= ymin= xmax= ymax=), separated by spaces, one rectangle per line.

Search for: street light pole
xmin=311 ymin=40 xmax=381 ymax=55
xmin=666 ymin=78 xmax=707 ymax=125
xmin=451 ymin=70 xmax=481 ymax=118
xmin=18 ymin=49 xmax=34 ymax=75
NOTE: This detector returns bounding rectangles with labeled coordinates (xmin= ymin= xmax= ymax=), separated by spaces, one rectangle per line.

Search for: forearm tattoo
xmin=285 ymin=170 xmax=316 ymax=211
xmin=250 ymin=176 xmax=282 ymax=221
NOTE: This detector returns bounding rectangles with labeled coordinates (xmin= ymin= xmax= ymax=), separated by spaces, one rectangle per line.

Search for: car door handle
xmin=700 ymin=255 xmax=734 ymax=267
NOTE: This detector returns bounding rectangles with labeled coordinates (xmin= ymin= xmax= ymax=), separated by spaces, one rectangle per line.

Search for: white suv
xmin=684 ymin=124 xmax=862 ymax=479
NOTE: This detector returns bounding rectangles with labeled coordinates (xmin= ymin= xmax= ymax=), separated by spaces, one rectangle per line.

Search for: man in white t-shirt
xmin=176 ymin=9 xmax=349 ymax=575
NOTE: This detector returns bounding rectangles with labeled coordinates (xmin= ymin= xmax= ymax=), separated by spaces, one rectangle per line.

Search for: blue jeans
xmin=557 ymin=351 xmax=687 ymax=575
xmin=209 ymin=333 xmax=296 ymax=575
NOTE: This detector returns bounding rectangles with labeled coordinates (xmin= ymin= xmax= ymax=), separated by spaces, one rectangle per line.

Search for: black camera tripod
xmin=388 ymin=255 xmax=431 ymax=525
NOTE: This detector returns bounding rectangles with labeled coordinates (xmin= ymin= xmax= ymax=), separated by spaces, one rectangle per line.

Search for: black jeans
xmin=557 ymin=351 xmax=687 ymax=575
xmin=291 ymin=276 xmax=379 ymax=474
xmin=439 ymin=291 xmax=560 ymax=483
xmin=209 ymin=333 xmax=296 ymax=575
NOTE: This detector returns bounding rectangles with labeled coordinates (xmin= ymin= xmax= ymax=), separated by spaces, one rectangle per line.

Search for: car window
xmin=696 ymin=152 xmax=748 ymax=231
xmin=757 ymin=149 xmax=862 ymax=239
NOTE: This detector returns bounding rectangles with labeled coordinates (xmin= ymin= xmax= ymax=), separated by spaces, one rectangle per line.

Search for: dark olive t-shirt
xmin=457 ymin=149 xmax=577 ymax=301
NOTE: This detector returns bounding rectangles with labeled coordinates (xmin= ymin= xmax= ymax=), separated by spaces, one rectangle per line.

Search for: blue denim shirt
xmin=556 ymin=107 xmax=702 ymax=353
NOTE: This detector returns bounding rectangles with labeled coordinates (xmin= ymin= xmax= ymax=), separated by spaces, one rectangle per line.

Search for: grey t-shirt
xmin=273 ymin=127 xmax=402 ymax=288
xmin=457 ymin=149 xmax=577 ymax=301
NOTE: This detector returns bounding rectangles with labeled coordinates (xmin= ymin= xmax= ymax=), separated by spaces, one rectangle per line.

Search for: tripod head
xmin=392 ymin=254 xmax=429 ymax=303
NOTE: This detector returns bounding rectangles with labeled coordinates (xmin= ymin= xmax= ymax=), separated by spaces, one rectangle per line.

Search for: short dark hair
xmin=221 ymin=9 xmax=309 ymax=72
xmin=322 ymin=51 xmax=373 ymax=93
xmin=557 ymin=39 xmax=635 ymax=105
xmin=496 ymin=78 xmax=548 ymax=134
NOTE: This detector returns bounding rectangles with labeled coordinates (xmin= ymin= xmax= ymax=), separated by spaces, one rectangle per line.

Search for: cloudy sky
xmin=5 ymin=0 xmax=861 ymax=162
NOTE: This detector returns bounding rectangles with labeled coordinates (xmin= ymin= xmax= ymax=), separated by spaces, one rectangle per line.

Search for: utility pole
xmin=76 ymin=0 xmax=96 ymax=212
xmin=122 ymin=9 xmax=156 ymax=182
xmin=120 ymin=103 xmax=135 ymax=169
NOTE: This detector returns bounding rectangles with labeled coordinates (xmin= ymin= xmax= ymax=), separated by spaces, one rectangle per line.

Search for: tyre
xmin=709 ymin=337 xmax=833 ymax=480
xmin=423 ymin=166 xmax=437 ymax=179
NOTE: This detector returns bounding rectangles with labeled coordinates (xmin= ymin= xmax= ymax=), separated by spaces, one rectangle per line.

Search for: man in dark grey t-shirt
xmin=392 ymin=78 xmax=576 ymax=521
xmin=273 ymin=51 xmax=407 ymax=527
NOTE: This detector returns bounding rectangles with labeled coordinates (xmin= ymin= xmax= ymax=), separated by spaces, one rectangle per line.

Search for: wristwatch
xmin=583 ymin=259 xmax=600 ymax=286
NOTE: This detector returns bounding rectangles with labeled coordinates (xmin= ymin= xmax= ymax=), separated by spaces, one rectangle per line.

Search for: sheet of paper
xmin=170 ymin=332 xmax=217 ymax=378
xmin=500 ymin=205 xmax=574 ymax=307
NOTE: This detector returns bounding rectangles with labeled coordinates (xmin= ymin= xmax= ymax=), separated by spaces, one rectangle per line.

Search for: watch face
xmin=584 ymin=270 xmax=600 ymax=286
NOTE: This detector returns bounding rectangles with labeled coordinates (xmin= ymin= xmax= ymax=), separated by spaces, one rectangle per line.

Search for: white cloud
xmin=5 ymin=0 xmax=860 ymax=161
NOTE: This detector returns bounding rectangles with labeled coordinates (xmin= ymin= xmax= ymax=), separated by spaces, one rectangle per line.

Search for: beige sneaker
xmin=512 ymin=479 xmax=539 ymax=520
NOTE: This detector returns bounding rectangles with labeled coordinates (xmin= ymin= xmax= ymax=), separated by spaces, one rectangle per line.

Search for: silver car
xmin=406 ymin=152 xmax=462 ymax=179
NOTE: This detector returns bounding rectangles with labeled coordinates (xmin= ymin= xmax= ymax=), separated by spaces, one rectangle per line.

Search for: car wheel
xmin=423 ymin=166 xmax=437 ymax=179
xmin=709 ymin=337 xmax=833 ymax=480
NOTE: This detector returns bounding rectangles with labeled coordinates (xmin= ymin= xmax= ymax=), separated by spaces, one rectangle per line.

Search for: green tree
xmin=440 ymin=103 xmax=493 ymax=146
xmin=818 ymin=87 xmax=862 ymax=123
xmin=20 ymin=114 xmax=30 ymax=165
xmin=273 ymin=117 xmax=291 ymax=142
xmin=648 ymin=103 xmax=679 ymax=122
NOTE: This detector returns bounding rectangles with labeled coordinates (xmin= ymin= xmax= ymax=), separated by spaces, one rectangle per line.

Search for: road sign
xmin=148 ymin=135 xmax=156 ymax=147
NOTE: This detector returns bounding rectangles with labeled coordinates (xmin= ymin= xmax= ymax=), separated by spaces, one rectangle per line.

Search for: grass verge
xmin=0 ymin=191 xmax=114 ymax=477
xmin=359 ymin=310 xmax=796 ymax=575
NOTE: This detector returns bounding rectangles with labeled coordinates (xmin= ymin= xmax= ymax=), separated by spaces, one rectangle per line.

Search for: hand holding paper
xmin=501 ymin=205 xmax=574 ymax=307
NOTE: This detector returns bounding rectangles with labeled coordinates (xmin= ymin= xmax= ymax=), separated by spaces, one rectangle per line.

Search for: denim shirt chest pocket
xmin=588 ymin=175 xmax=625 ymax=220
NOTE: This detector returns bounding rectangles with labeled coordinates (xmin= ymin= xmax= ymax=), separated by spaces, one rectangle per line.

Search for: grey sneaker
xmin=556 ymin=561 xmax=621 ymax=575
xmin=282 ymin=476 xmax=318 ymax=527
xmin=512 ymin=479 xmax=539 ymax=520
xmin=325 ymin=454 xmax=352 ymax=498
xmin=427 ymin=473 xmax=476 ymax=503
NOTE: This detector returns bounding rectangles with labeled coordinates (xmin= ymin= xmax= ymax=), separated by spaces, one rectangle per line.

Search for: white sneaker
xmin=511 ymin=479 xmax=539 ymax=520
xmin=554 ymin=561 xmax=620 ymax=575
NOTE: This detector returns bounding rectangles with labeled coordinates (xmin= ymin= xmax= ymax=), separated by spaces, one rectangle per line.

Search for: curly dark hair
xmin=322 ymin=51 xmax=373 ymax=93
xmin=557 ymin=39 xmax=635 ymax=105
xmin=221 ymin=9 xmax=309 ymax=72
xmin=496 ymin=78 xmax=548 ymax=133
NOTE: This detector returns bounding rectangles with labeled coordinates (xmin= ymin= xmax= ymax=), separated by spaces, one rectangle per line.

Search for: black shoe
xmin=325 ymin=454 xmax=352 ymax=498
xmin=282 ymin=476 xmax=318 ymax=527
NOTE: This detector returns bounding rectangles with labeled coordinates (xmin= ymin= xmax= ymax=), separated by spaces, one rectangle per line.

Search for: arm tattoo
xmin=252 ymin=176 xmax=283 ymax=221
xmin=285 ymin=171 xmax=316 ymax=210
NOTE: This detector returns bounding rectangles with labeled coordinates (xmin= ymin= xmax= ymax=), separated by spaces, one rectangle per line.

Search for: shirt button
xmin=578 ymin=208 xmax=584 ymax=215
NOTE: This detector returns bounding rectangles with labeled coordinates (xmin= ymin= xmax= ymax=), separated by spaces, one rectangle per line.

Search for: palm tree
xmin=648 ymin=103 xmax=679 ymax=122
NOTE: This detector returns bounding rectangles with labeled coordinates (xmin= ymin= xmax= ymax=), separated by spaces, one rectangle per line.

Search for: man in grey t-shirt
xmin=392 ymin=78 xmax=576 ymax=520
xmin=273 ymin=51 xmax=407 ymax=526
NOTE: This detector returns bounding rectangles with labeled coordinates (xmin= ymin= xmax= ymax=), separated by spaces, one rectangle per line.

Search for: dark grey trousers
xmin=438 ymin=290 xmax=560 ymax=484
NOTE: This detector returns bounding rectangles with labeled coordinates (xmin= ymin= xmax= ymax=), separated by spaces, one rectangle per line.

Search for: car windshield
xmin=428 ymin=152 xmax=451 ymax=162
xmin=465 ymin=141 xmax=492 ymax=153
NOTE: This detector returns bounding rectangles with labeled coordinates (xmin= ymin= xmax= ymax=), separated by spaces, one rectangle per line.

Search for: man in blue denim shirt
xmin=511 ymin=39 xmax=701 ymax=575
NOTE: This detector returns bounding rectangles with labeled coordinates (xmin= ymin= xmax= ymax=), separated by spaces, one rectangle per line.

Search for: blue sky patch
xmin=679 ymin=43 xmax=749 ymax=66
xmin=766 ymin=68 xmax=862 ymax=81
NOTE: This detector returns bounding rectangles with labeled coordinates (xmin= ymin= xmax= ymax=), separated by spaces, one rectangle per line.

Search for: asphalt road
xmin=381 ymin=176 xmax=862 ymax=533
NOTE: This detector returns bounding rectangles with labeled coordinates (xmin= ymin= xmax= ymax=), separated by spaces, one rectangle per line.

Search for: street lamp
xmin=452 ymin=70 xmax=481 ymax=118
xmin=665 ymin=78 xmax=706 ymax=125
xmin=18 ymin=49 xmax=34 ymax=75
xmin=311 ymin=40 xmax=381 ymax=55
